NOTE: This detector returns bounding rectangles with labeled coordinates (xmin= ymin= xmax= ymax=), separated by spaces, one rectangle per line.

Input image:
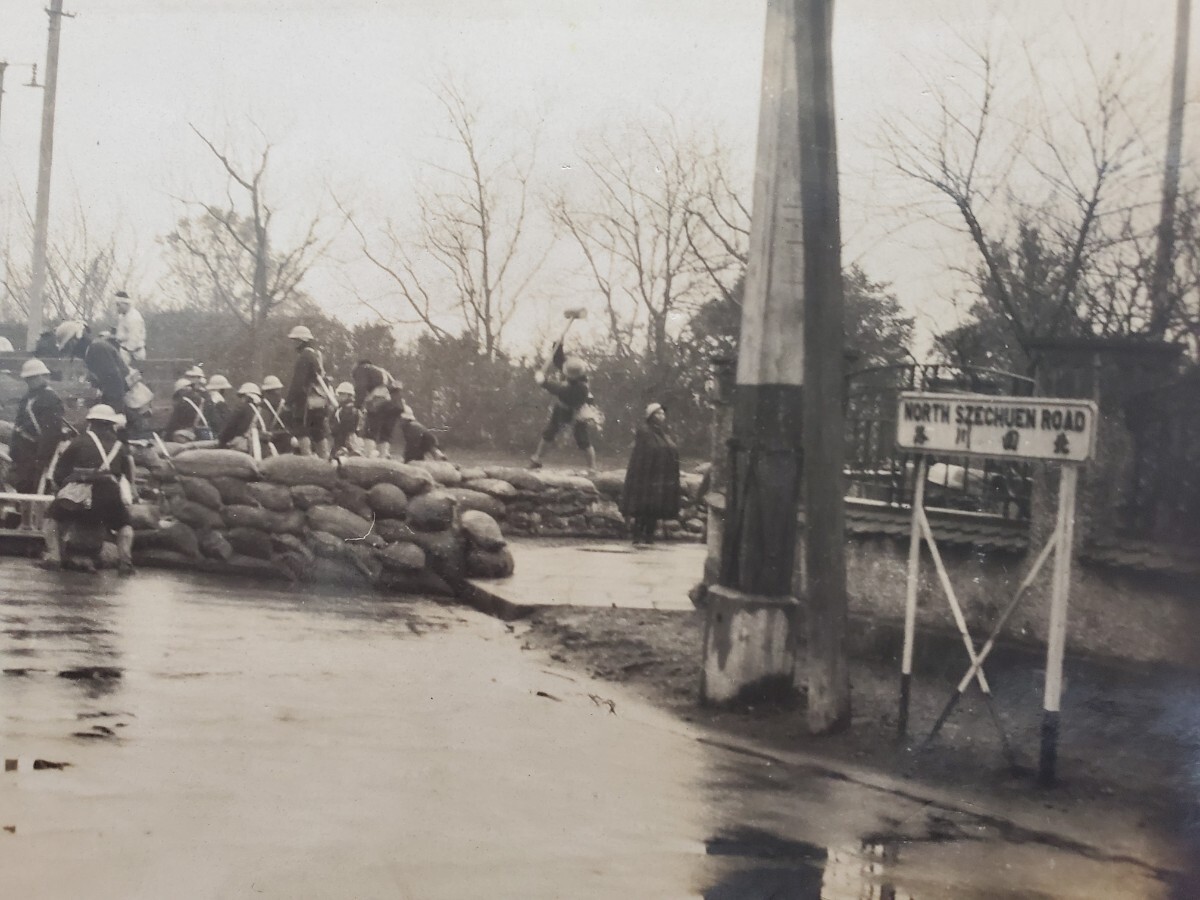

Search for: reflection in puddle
xmin=706 ymin=828 xmax=917 ymax=899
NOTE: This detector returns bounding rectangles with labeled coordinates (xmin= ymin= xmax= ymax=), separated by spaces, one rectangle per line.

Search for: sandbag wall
xmin=130 ymin=450 xmax=514 ymax=594
xmin=391 ymin=464 xmax=709 ymax=541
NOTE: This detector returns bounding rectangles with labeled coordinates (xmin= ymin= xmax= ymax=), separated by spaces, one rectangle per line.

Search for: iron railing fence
xmin=844 ymin=363 xmax=1036 ymax=521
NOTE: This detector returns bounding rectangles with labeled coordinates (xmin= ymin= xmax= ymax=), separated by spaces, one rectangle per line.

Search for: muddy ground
xmin=517 ymin=606 xmax=1199 ymax=831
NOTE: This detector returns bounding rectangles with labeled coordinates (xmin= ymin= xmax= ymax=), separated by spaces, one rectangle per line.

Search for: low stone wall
xmin=124 ymin=450 xmax=515 ymax=594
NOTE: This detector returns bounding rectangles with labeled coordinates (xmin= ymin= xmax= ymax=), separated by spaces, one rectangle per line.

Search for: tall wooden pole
xmin=704 ymin=0 xmax=849 ymax=729
xmin=27 ymin=0 xmax=67 ymax=351
xmin=1149 ymin=0 xmax=1191 ymax=338
xmin=797 ymin=0 xmax=849 ymax=734
xmin=718 ymin=0 xmax=806 ymax=601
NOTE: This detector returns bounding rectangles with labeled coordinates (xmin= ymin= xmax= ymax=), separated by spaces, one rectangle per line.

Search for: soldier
xmin=44 ymin=404 xmax=135 ymax=575
xmin=10 ymin=358 xmax=65 ymax=494
xmin=113 ymin=291 xmax=147 ymax=362
xmin=285 ymin=325 xmax=332 ymax=458
xmin=329 ymin=382 xmax=363 ymax=457
xmin=218 ymin=383 xmax=272 ymax=458
xmin=259 ymin=375 xmax=294 ymax=454
xmin=164 ymin=378 xmax=210 ymax=442
xmin=205 ymin=374 xmax=233 ymax=435
xmin=55 ymin=320 xmax=130 ymax=417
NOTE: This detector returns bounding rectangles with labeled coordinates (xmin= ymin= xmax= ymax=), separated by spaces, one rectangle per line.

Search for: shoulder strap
xmin=184 ymin=396 xmax=209 ymax=427
xmin=86 ymin=431 xmax=122 ymax=472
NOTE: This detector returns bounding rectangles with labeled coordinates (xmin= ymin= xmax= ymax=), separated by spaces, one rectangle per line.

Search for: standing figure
xmin=529 ymin=342 xmax=598 ymax=471
xmin=363 ymin=383 xmax=405 ymax=460
xmin=329 ymin=382 xmax=363 ymax=457
xmin=44 ymin=404 xmax=136 ymax=575
xmin=113 ymin=291 xmax=147 ymax=362
xmin=620 ymin=402 xmax=681 ymax=546
xmin=399 ymin=404 xmax=447 ymax=463
xmin=352 ymin=360 xmax=400 ymax=458
xmin=285 ymin=325 xmax=332 ymax=458
xmin=55 ymin=320 xmax=130 ymax=417
xmin=10 ymin=358 xmax=65 ymax=494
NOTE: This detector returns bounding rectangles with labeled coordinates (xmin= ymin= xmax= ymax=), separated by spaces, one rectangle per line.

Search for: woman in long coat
xmin=620 ymin=402 xmax=681 ymax=545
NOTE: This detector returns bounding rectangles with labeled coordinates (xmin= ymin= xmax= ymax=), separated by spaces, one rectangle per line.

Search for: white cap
xmin=114 ymin=291 xmax=132 ymax=305
xmin=54 ymin=320 xmax=85 ymax=351
xmin=173 ymin=378 xmax=192 ymax=394
xmin=563 ymin=357 xmax=588 ymax=379
xmin=335 ymin=381 xmax=354 ymax=396
xmin=20 ymin=358 xmax=50 ymax=379
xmin=261 ymin=375 xmax=283 ymax=391
xmin=237 ymin=382 xmax=262 ymax=397
xmin=114 ymin=414 xmax=128 ymax=430
xmin=207 ymin=374 xmax=232 ymax=391
xmin=86 ymin=404 xmax=121 ymax=424
xmin=184 ymin=365 xmax=205 ymax=379
xmin=400 ymin=403 xmax=416 ymax=421
xmin=288 ymin=325 xmax=314 ymax=342
xmin=645 ymin=402 xmax=664 ymax=420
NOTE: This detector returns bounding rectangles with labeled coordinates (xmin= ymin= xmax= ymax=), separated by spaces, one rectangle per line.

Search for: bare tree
xmin=2 ymin=187 xmax=143 ymax=328
xmin=882 ymin=39 xmax=1155 ymax=366
xmin=162 ymin=126 xmax=330 ymax=372
xmin=551 ymin=120 xmax=740 ymax=367
xmin=342 ymin=80 xmax=545 ymax=360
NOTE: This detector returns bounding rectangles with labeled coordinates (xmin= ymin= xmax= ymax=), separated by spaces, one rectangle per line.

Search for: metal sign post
xmin=895 ymin=391 xmax=1096 ymax=786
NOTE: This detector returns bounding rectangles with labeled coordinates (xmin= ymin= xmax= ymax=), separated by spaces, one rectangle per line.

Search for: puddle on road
xmin=4 ymin=758 xmax=71 ymax=771
xmin=705 ymin=827 xmax=917 ymax=899
xmin=57 ymin=666 xmax=123 ymax=681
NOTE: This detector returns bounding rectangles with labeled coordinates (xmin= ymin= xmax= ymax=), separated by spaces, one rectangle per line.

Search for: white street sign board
xmin=896 ymin=392 xmax=1097 ymax=463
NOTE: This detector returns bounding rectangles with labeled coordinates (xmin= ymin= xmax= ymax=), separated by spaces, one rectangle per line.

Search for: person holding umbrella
xmin=620 ymin=402 xmax=681 ymax=546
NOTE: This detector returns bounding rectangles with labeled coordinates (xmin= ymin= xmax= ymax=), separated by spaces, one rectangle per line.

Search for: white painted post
xmin=1039 ymin=464 xmax=1079 ymax=786
xmin=898 ymin=456 xmax=926 ymax=737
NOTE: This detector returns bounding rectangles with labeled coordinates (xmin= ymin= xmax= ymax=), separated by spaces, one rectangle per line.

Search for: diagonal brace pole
xmin=922 ymin=525 xmax=1060 ymax=750
xmin=916 ymin=506 xmax=1018 ymax=766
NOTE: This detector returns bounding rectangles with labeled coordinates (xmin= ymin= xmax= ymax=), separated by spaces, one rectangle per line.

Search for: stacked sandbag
xmin=461 ymin=509 xmax=513 ymax=578
xmin=129 ymin=448 xmax=516 ymax=596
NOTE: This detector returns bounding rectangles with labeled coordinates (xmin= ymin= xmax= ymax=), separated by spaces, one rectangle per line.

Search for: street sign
xmin=895 ymin=392 xmax=1097 ymax=463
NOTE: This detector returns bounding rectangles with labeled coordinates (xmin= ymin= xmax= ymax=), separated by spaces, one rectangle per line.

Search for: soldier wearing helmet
xmin=11 ymin=358 xmax=65 ymax=494
xmin=218 ymin=383 xmax=272 ymax=458
xmin=44 ymin=404 xmax=136 ymax=575
xmin=204 ymin=374 xmax=233 ymax=435
xmin=285 ymin=324 xmax=331 ymax=458
xmin=258 ymin=375 xmax=294 ymax=454
xmin=164 ymin=377 xmax=210 ymax=442
xmin=328 ymin=381 xmax=363 ymax=458
xmin=529 ymin=340 xmax=598 ymax=472
xmin=55 ymin=320 xmax=130 ymax=417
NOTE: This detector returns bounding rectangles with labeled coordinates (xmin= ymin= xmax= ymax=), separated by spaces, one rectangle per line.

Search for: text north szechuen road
xmin=895 ymin=392 xmax=1097 ymax=462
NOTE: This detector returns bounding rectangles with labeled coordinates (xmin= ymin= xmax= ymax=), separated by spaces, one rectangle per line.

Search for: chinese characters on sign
xmin=895 ymin=392 xmax=1097 ymax=463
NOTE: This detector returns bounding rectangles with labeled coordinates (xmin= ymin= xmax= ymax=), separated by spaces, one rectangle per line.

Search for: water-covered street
xmin=0 ymin=564 xmax=1182 ymax=898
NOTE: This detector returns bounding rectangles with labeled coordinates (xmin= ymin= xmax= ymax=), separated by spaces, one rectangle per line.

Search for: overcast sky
xmin=0 ymin=0 xmax=1195 ymax=352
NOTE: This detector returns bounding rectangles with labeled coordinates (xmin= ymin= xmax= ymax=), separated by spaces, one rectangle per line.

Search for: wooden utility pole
xmin=1149 ymin=0 xmax=1192 ymax=338
xmin=27 ymin=0 xmax=68 ymax=351
xmin=701 ymin=0 xmax=849 ymax=732
xmin=796 ymin=0 xmax=850 ymax=734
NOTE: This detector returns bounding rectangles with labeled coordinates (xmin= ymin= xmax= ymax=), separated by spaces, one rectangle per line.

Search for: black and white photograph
xmin=0 ymin=1 xmax=1196 ymax=897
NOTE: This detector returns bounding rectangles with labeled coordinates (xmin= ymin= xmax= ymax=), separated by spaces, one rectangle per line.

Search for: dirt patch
xmin=520 ymin=605 xmax=1197 ymax=823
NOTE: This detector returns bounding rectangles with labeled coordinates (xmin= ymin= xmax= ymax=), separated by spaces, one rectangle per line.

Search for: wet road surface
xmin=0 ymin=562 xmax=1183 ymax=898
